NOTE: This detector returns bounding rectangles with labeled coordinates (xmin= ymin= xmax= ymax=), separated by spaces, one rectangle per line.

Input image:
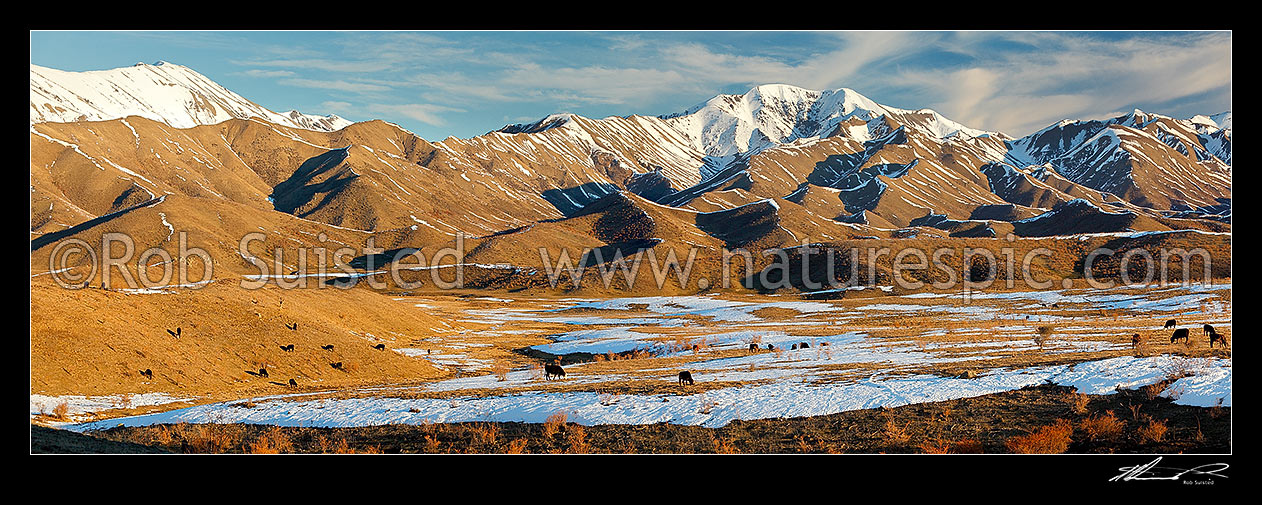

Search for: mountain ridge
xmin=30 ymin=62 xmax=351 ymax=132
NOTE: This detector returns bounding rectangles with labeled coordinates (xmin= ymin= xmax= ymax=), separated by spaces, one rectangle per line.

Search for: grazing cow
xmin=373 ymin=343 xmax=386 ymax=351
xmin=1209 ymin=331 xmax=1227 ymax=348
xmin=259 ymin=367 xmax=269 ymax=378
xmin=286 ymin=322 xmax=297 ymax=331
xmin=288 ymin=378 xmax=297 ymax=387
xmin=280 ymin=344 xmax=295 ymax=352
xmin=748 ymin=343 xmax=759 ymax=352
xmin=1170 ymin=328 xmax=1190 ymax=344
xmin=544 ymin=364 xmax=566 ymax=380
xmin=678 ymin=371 xmax=694 ymax=386
xmin=1131 ymin=333 xmax=1142 ymax=349
xmin=799 ymin=342 xmax=811 ymax=349
xmin=331 ymin=362 xmax=343 ymax=370
xmin=321 ymin=344 xmax=335 ymax=351
xmin=767 ymin=344 xmax=775 ymax=351
xmin=791 ymin=343 xmax=798 ymax=350
xmin=820 ymin=342 xmax=830 ymax=347
xmin=139 ymin=369 xmax=153 ymax=379
xmin=1164 ymin=319 xmax=1177 ymax=329
xmin=166 ymin=327 xmax=181 ymax=339
xmin=1203 ymin=324 xmax=1216 ymax=336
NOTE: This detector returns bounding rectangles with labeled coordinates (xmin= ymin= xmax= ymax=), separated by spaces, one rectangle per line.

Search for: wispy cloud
xmin=882 ymin=32 xmax=1232 ymax=135
xmin=236 ymin=69 xmax=296 ymax=78
xmin=367 ymin=103 xmax=464 ymax=127
xmin=204 ymin=31 xmax=1228 ymax=139
xmin=279 ymin=78 xmax=391 ymax=93
xmin=237 ymin=58 xmax=396 ymax=73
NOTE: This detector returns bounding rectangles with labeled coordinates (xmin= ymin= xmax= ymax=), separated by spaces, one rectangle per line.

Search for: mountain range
xmin=29 ymin=62 xmax=1231 ymax=291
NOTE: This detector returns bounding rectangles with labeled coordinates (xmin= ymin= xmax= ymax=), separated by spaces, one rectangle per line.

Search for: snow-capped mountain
xmin=1005 ymin=109 xmax=1231 ymax=210
xmin=30 ymin=62 xmax=351 ymax=132
xmin=660 ymin=84 xmax=1005 ymax=158
xmin=29 ymin=61 xmax=1231 ymax=253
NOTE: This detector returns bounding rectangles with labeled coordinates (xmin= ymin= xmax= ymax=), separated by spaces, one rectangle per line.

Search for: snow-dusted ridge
xmin=30 ymin=62 xmax=352 ymax=132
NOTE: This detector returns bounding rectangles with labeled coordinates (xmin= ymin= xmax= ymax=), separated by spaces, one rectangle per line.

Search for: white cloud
xmin=885 ymin=32 xmax=1232 ymax=136
xmin=367 ymin=103 xmax=464 ymax=127
xmin=279 ymin=78 xmax=391 ymax=93
xmin=238 ymin=69 xmax=296 ymax=78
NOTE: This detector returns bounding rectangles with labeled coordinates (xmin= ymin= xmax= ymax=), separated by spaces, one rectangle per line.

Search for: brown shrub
xmin=950 ymin=439 xmax=985 ymax=454
xmin=1080 ymin=411 xmax=1124 ymax=442
xmin=472 ymin=423 xmax=499 ymax=446
xmin=919 ymin=437 xmax=985 ymax=454
xmin=249 ymin=426 xmax=294 ymax=454
xmin=543 ymin=411 xmax=567 ymax=438
xmin=423 ymin=434 xmax=442 ymax=453
xmin=882 ymin=413 xmax=912 ymax=445
xmin=503 ymin=438 xmax=529 ymax=454
xmin=490 ymin=362 xmax=510 ymax=382
xmin=184 ymin=424 xmax=245 ymax=453
xmin=52 ymin=401 xmax=69 ymax=420
xmin=918 ymin=438 xmax=950 ymax=454
xmin=1034 ymin=326 xmax=1055 ymax=349
xmin=565 ymin=424 xmax=590 ymax=454
xmin=1065 ymin=391 xmax=1090 ymax=414
xmin=713 ymin=435 xmax=740 ymax=454
xmin=1005 ymin=419 xmax=1073 ymax=454
xmin=1138 ymin=418 xmax=1169 ymax=444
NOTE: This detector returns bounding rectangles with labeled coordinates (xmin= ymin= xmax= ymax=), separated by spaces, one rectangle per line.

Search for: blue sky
xmin=30 ymin=30 xmax=1231 ymax=140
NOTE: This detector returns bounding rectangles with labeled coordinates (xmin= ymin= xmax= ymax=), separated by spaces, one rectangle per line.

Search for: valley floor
xmin=31 ymin=280 xmax=1232 ymax=454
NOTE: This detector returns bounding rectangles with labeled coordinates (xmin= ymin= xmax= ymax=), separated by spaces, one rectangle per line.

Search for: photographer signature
xmin=1110 ymin=457 xmax=1229 ymax=482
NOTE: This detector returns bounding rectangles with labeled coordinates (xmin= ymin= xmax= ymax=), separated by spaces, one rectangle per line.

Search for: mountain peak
xmin=31 ymin=62 xmax=351 ymax=132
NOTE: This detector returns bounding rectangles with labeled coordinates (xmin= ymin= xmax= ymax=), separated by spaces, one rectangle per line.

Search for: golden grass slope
xmin=31 ymin=276 xmax=459 ymax=400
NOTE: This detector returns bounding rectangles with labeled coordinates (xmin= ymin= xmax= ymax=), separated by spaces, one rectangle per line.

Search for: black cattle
xmin=1131 ymin=334 xmax=1142 ymax=349
xmin=166 ymin=327 xmax=181 ymax=339
xmin=767 ymin=344 xmax=775 ymax=351
xmin=1170 ymin=328 xmax=1190 ymax=344
xmin=1209 ymin=331 xmax=1227 ymax=348
xmin=799 ymin=342 xmax=810 ymax=349
xmin=373 ymin=343 xmax=386 ymax=351
xmin=791 ymin=344 xmax=799 ymax=350
xmin=820 ymin=342 xmax=830 ymax=347
xmin=286 ymin=322 xmax=297 ymax=331
xmin=280 ymin=344 xmax=295 ymax=352
xmin=139 ymin=369 xmax=153 ymax=379
xmin=748 ymin=343 xmax=759 ymax=352
xmin=321 ymin=344 xmax=335 ymax=351
xmin=288 ymin=378 xmax=298 ymax=387
xmin=259 ymin=367 xmax=269 ymax=378
xmin=331 ymin=362 xmax=343 ymax=370
xmin=678 ymin=371 xmax=694 ymax=386
xmin=1203 ymin=324 xmax=1216 ymax=336
xmin=544 ymin=364 xmax=566 ymax=380
xmin=1164 ymin=319 xmax=1177 ymax=329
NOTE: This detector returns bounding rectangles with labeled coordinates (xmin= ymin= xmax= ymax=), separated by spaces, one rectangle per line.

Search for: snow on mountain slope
xmin=661 ymin=84 xmax=1004 ymax=159
xmin=30 ymin=60 xmax=1230 ymax=243
xmin=30 ymin=62 xmax=351 ymax=132
xmin=1190 ymin=111 xmax=1231 ymax=134
xmin=1004 ymin=109 xmax=1231 ymax=210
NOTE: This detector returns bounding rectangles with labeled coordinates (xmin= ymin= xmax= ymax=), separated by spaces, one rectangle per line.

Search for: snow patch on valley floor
xmin=31 ymin=393 xmax=195 ymax=423
xmin=68 ymin=355 xmax=1228 ymax=431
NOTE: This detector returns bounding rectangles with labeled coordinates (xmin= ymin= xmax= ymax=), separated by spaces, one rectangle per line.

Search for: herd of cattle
xmin=539 ymin=318 xmax=1227 ymax=388
xmin=1144 ymin=319 xmax=1229 ymax=349
xmin=138 ymin=316 xmax=1228 ymax=391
